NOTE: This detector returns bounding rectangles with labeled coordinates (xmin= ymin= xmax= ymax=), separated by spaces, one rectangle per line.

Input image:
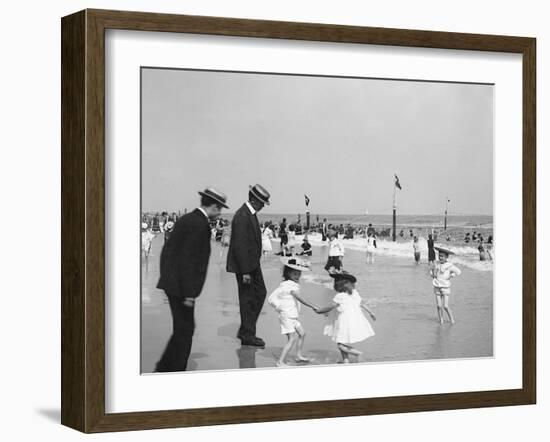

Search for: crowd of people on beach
xmin=143 ymin=213 xmax=493 ymax=266
xmin=143 ymin=187 xmax=492 ymax=371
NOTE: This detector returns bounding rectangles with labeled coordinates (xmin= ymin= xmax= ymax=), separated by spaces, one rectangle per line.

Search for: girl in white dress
xmin=366 ymin=233 xmax=376 ymax=264
xmin=412 ymin=236 xmax=421 ymax=264
xmin=315 ymin=272 xmax=376 ymax=363
xmin=141 ymin=223 xmax=156 ymax=258
xmin=286 ymin=224 xmax=297 ymax=256
xmin=261 ymin=223 xmax=274 ymax=259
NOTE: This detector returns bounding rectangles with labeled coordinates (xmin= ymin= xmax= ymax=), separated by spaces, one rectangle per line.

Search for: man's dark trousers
xmin=235 ymin=268 xmax=266 ymax=340
xmin=155 ymin=294 xmax=195 ymax=372
xmin=155 ymin=208 xmax=211 ymax=372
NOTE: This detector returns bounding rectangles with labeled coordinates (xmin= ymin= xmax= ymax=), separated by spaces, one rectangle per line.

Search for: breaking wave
xmin=296 ymin=233 xmax=493 ymax=272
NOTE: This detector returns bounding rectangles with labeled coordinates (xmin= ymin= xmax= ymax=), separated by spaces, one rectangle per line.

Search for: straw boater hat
xmin=329 ymin=270 xmax=357 ymax=283
xmin=434 ymin=246 xmax=455 ymax=255
xmin=281 ymin=257 xmax=310 ymax=272
xmin=198 ymin=187 xmax=229 ymax=209
xmin=249 ymin=184 xmax=271 ymax=205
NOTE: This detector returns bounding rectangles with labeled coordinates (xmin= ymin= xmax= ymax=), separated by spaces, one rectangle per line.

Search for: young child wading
xmin=315 ymin=271 xmax=376 ymax=363
xmin=268 ymin=257 xmax=318 ymax=367
xmin=324 ymin=229 xmax=345 ymax=272
xmin=430 ymin=246 xmax=462 ymax=324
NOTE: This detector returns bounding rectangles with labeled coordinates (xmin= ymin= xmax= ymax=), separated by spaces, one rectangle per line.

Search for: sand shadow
xmin=305 ymin=348 xmax=339 ymax=365
xmin=255 ymin=346 xmax=341 ymax=367
xmin=186 ymin=352 xmax=209 ymax=371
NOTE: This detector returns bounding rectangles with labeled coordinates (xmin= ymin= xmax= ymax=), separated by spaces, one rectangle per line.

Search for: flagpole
xmin=444 ymin=198 xmax=448 ymax=231
xmin=305 ymin=195 xmax=310 ymax=232
xmin=392 ymin=180 xmax=397 ymax=242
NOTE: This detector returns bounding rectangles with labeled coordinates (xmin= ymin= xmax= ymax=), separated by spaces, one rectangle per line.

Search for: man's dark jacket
xmin=226 ymin=203 xmax=262 ymax=274
xmin=157 ymin=209 xmax=211 ymax=299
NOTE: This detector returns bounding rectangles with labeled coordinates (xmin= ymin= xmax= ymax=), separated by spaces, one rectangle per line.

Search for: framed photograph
xmin=61 ymin=9 xmax=536 ymax=433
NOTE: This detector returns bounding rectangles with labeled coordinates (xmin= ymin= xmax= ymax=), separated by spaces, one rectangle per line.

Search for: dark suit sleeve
xmin=230 ymin=213 xmax=259 ymax=274
xmin=158 ymin=214 xmax=210 ymax=299
xmin=178 ymin=220 xmax=209 ymax=298
xmin=158 ymin=217 xmax=187 ymax=286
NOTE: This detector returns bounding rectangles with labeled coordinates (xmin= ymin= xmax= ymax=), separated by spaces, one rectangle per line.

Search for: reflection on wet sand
xmin=236 ymin=346 xmax=257 ymax=369
xmin=141 ymin=235 xmax=493 ymax=373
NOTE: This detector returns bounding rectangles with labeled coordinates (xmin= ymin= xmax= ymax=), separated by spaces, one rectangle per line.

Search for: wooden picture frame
xmin=61 ymin=9 xmax=536 ymax=433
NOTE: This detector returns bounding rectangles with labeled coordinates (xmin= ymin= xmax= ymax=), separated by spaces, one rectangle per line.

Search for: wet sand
xmin=141 ymin=236 xmax=493 ymax=373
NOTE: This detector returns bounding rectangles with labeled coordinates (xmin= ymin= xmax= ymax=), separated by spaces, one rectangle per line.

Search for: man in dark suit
xmin=155 ymin=187 xmax=228 ymax=372
xmin=227 ymin=184 xmax=271 ymax=347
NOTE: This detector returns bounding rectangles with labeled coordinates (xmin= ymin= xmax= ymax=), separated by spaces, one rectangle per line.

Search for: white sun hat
xmin=280 ymin=256 xmax=311 ymax=271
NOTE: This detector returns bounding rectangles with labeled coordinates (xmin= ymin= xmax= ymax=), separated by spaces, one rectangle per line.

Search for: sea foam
xmin=295 ymin=233 xmax=493 ymax=272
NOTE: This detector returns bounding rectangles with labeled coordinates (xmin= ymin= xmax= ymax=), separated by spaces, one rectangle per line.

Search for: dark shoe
xmin=241 ymin=336 xmax=265 ymax=347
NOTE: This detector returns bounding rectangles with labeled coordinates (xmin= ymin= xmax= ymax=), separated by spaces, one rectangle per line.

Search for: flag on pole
xmin=394 ymin=174 xmax=402 ymax=190
xmin=304 ymin=194 xmax=310 ymax=207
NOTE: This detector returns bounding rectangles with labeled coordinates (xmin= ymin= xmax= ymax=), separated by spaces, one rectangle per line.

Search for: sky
xmin=141 ymin=68 xmax=493 ymax=215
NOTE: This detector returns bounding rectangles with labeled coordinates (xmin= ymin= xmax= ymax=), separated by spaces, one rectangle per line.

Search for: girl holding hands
xmin=315 ymin=272 xmax=376 ymax=363
xmin=268 ymin=257 xmax=318 ymax=367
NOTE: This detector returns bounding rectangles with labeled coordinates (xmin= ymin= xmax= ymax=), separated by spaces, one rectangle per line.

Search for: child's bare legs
xmin=338 ymin=347 xmax=349 ymax=363
xmin=442 ymin=294 xmax=455 ymax=324
xmin=337 ymin=343 xmax=362 ymax=363
xmin=277 ymin=333 xmax=297 ymax=366
xmin=294 ymin=324 xmax=310 ymax=362
xmin=435 ymin=294 xmax=444 ymax=324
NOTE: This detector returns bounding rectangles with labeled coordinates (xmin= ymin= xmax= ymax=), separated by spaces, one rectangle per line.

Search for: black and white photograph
xmin=140 ymin=67 xmax=494 ymax=373
xmin=2 ymin=0 xmax=544 ymax=438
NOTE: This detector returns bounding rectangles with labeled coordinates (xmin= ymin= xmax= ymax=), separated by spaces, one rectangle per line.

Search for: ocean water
xmin=302 ymin=232 xmax=493 ymax=272
xmin=252 ymin=213 xmax=494 ymax=272
xmin=257 ymin=213 xmax=493 ymax=230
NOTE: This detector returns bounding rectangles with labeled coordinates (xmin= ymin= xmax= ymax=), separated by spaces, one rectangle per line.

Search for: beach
xmin=141 ymin=231 xmax=493 ymax=373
